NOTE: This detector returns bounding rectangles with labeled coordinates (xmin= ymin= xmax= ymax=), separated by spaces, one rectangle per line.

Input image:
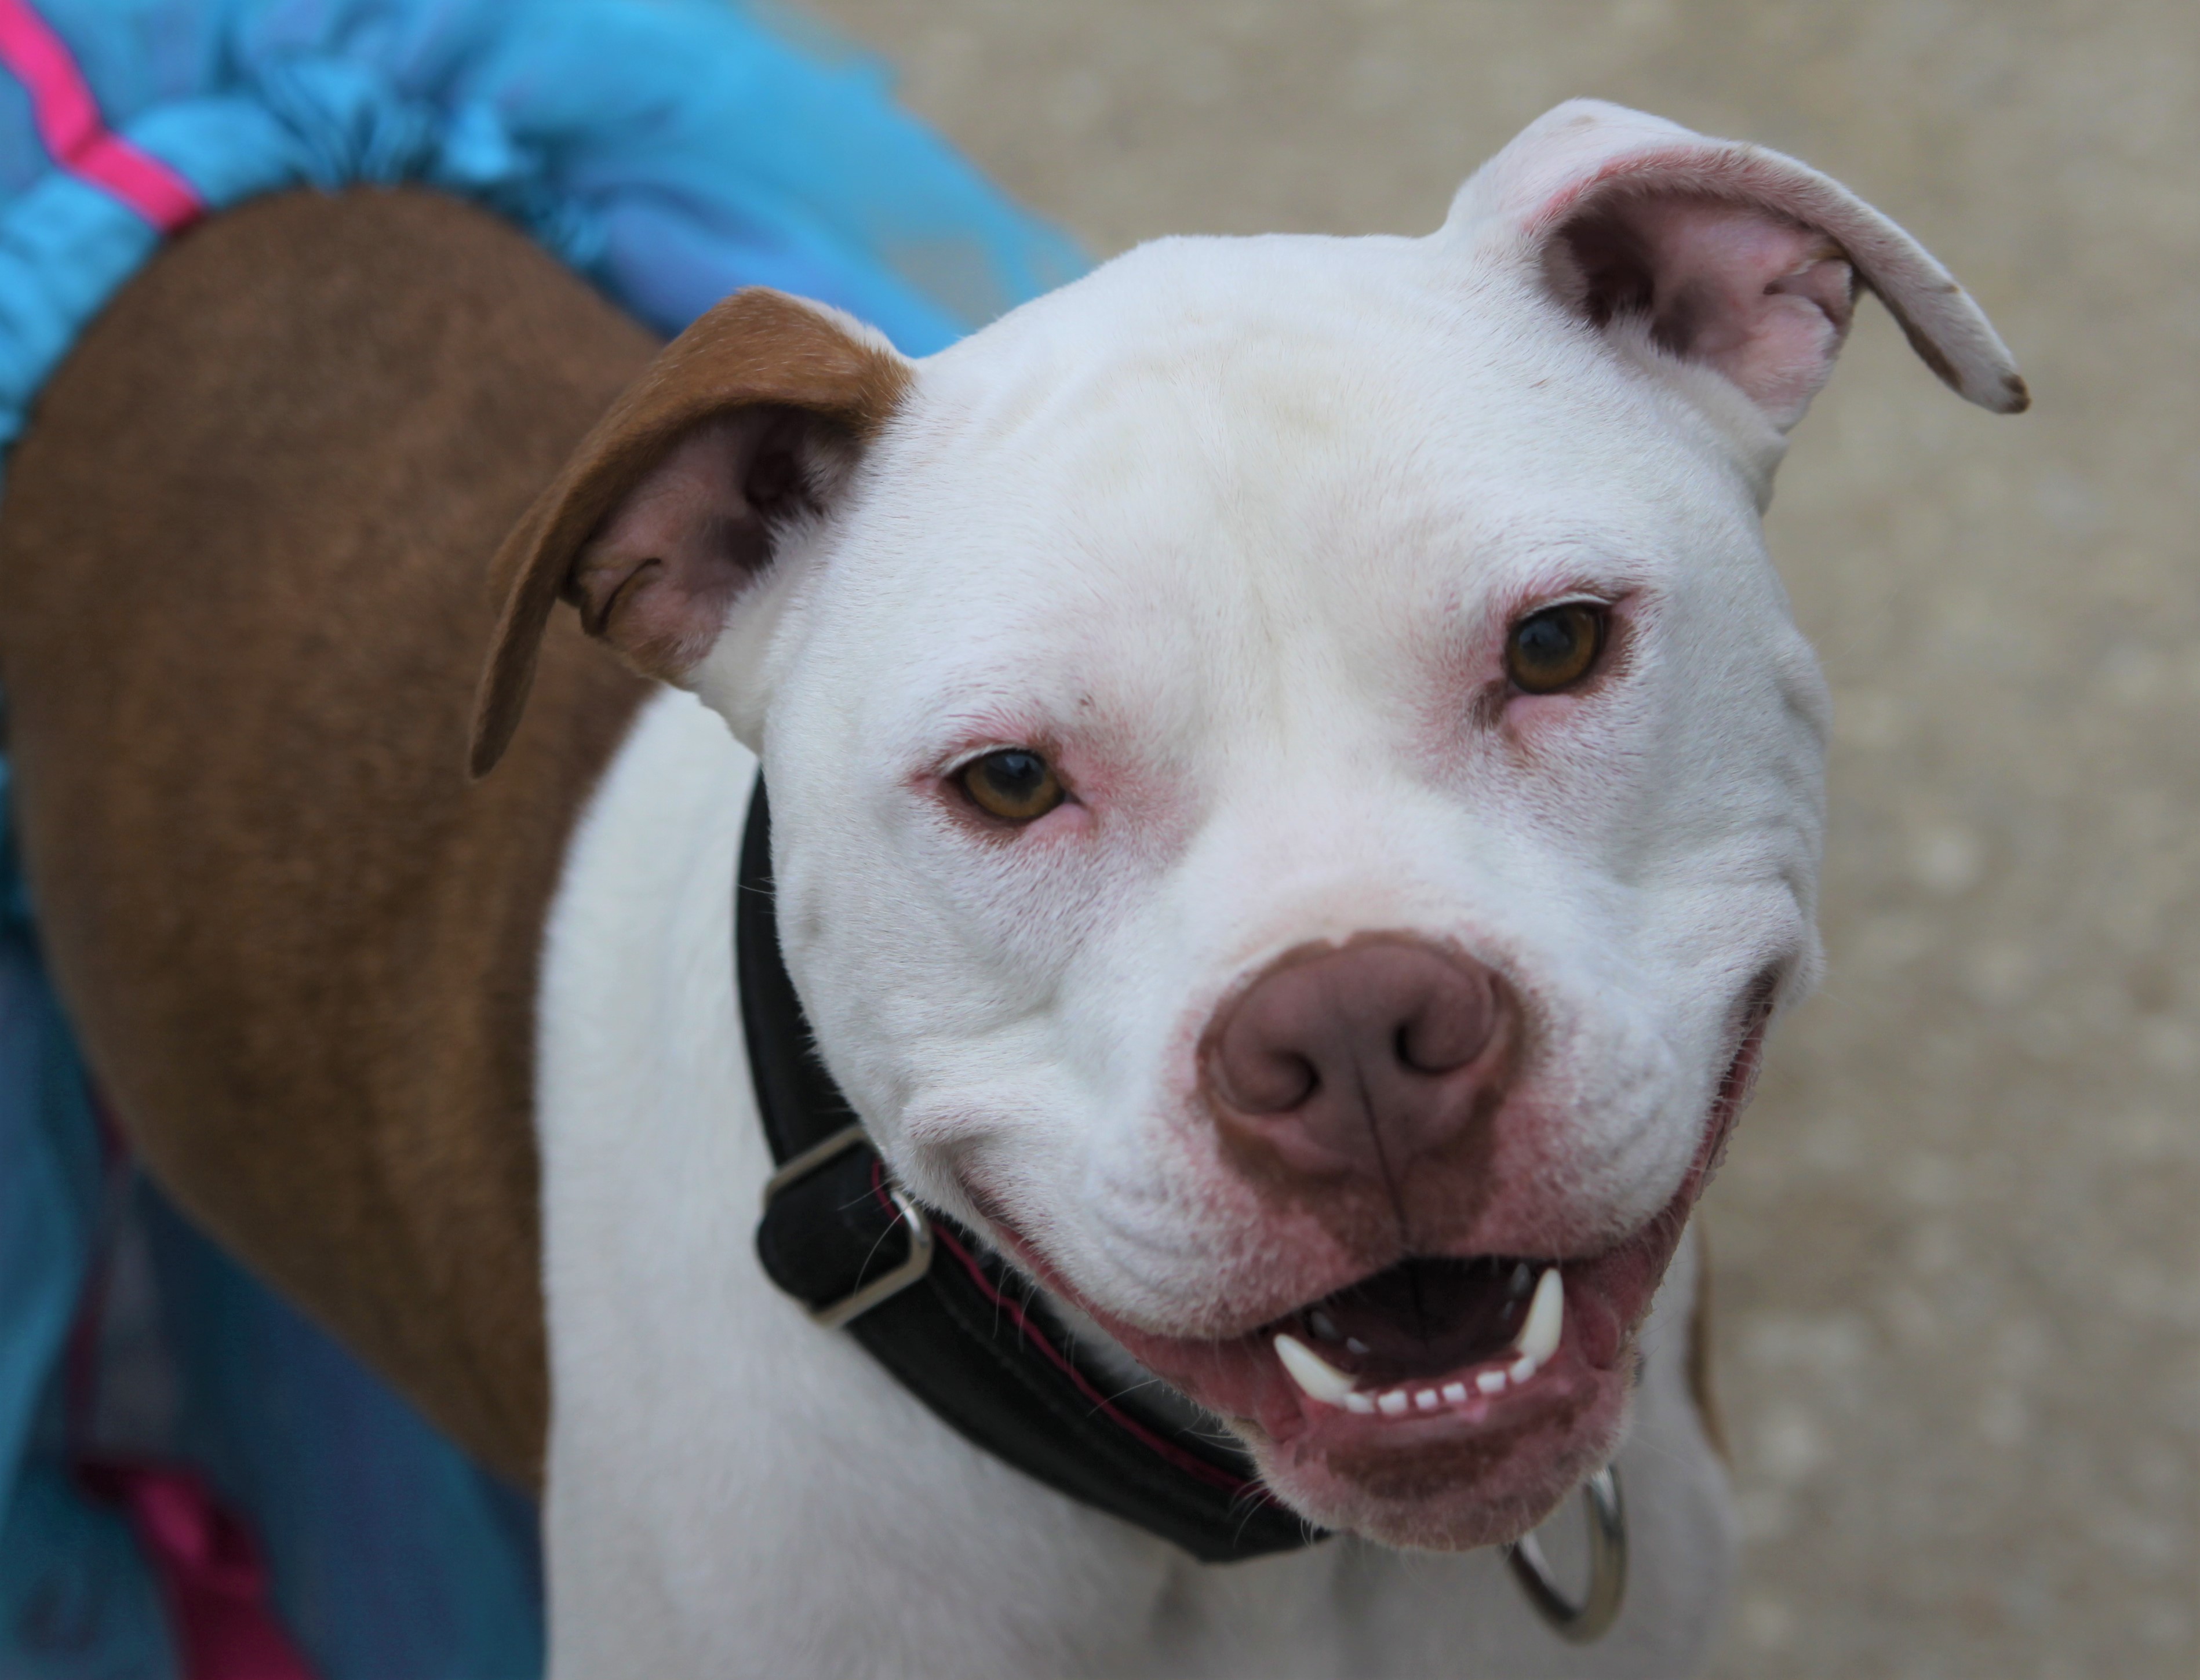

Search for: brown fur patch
xmin=0 ymin=189 xmax=659 ymax=1485
xmin=470 ymin=287 xmax=911 ymax=774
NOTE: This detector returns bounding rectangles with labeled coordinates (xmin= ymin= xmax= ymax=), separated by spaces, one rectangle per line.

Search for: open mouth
xmin=1266 ymin=1254 xmax=1564 ymax=1417
xmin=978 ymin=999 xmax=1768 ymax=1548
xmin=993 ymin=1214 xmax=1645 ymax=1547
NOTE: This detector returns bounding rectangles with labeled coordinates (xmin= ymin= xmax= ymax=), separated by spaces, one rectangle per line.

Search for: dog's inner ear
xmin=469 ymin=288 xmax=909 ymax=777
xmin=1551 ymin=192 xmax=1856 ymax=429
xmin=566 ymin=406 xmax=843 ymax=680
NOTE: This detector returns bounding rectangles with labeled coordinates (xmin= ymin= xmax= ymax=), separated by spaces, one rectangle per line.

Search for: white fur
xmin=533 ymin=101 xmax=2018 ymax=1677
xmin=539 ymin=690 xmax=1732 ymax=1678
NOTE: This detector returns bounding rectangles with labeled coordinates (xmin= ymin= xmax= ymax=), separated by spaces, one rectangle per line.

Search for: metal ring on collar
xmin=1505 ymin=1464 xmax=1627 ymax=1644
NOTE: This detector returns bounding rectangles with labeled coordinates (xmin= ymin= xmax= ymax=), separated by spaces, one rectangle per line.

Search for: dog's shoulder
xmin=0 ymin=187 xmax=657 ymax=1484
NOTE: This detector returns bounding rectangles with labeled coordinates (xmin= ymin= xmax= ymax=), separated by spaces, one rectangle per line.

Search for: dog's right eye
xmin=1505 ymin=602 xmax=1607 ymax=694
xmin=960 ymin=749 xmax=1066 ymax=823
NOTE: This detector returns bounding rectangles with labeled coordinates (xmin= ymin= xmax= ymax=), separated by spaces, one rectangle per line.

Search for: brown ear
xmin=469 ymin=288 xmax=911 ymax=776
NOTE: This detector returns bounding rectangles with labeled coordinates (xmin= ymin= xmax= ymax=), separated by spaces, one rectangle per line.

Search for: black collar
xmin=739 ymin=776 xmax=1319 ymax=1564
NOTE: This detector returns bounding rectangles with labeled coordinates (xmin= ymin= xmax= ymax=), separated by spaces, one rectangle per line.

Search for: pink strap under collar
xmin=0 ymin=0 xmax=202 ymax=231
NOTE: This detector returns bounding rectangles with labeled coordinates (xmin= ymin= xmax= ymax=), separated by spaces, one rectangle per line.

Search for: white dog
xmin=447 ymin=98 xmax=2028 ymax=1677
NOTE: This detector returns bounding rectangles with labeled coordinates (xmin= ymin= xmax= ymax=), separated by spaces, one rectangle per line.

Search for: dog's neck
xmin=737 ymin=771 xmax=1316 ymax=1562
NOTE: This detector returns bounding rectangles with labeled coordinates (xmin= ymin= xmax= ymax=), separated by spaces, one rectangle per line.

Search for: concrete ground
xmin=802 ymin=2 xmax=2198 ymax=1674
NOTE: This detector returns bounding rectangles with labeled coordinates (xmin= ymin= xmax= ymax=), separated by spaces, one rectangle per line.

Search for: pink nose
xmin=1202 ymin=938 xmax=1508 ymax=1182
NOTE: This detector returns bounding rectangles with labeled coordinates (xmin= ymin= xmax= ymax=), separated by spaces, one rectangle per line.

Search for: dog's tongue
xmin=1292 ymin=1256 xmax=1538 ymax=1386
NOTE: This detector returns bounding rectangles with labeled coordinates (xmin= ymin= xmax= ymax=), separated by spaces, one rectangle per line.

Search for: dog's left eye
xmin=960 ymin=749 xmax=1066 ymax=822
xmin=1505 ymin=602 xmax=1607 ymax=694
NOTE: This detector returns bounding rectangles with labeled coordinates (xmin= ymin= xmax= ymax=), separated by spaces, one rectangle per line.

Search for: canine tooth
xmin=1513 ymin=1267 xmax=1565 ymax=1366
xmin=1378 ymin=1390 xmax=1411 ymax=1417
xmin=1345 ymin=1392 xmax=1377 ymax=1415
xmin=1441 ymin=1382 xmax=1469 ymax=1404
xmin=1508 ymin=1355 xmax=1538 ymax=1383
xmin=1414 ymin=1389 xmax=1440 ymax=1411
xmin=1477 ymin=1369 xmax=1507 ymax=1395
xmin=1274 ymin=1333 xmax=1358 ymax=1405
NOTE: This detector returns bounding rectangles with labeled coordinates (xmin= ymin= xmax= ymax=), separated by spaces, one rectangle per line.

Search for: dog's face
xmin=478 ymin=101 xmax=2022 ymax=1547
xmin=748 ymin=231 xmax=1823 ymax=1543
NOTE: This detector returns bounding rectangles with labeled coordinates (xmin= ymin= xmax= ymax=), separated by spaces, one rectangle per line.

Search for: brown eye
xmin=960 ymin=749 xmax=1065 ymax=822
xmin=1505 ymin=603 xmax=1607 ymax=694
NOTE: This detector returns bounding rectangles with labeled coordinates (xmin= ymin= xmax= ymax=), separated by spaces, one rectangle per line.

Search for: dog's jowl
xmin=0 ymin=100 xmax=2021 ymax=1677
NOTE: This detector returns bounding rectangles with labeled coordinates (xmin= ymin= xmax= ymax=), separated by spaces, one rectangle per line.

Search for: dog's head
xmin=477 ymin=101 xmax=2021 ymax=1548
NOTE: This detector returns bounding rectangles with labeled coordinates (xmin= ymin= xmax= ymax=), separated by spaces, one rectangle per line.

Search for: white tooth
xmin=1274 ymin=1333 xmax=1358 ymax=1405
xmin=1513 ymin=1267 xmax=1565 ymax=1367
xmin=1441 ymin=1382 xmax=1469 ymax=1404
xmin=1414 ymin=1389 xmax=1441 ymax=1411
xmin=1477 ymin=1369 xmax=1508 ymax=1395
xmin=1378 ymin=1390 xmax=1411 ymax=1417
xmin=1509 ymin=1355 xmax=1539 ymax=1383
xmin=1345 ymin=1392 xmax=1378 ymax=1415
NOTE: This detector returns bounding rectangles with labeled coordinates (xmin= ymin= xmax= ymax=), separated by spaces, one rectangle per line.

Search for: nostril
xmin=1205 ymin=937 xmax=1505 ymax=1120
xmin=1203 ymin=936 xmax=1511 ymax=1180
xmin=1217 ymin=1043 xmax=1320 ymax=1114
xmin=1396 ymin=968 xmax=1497 ymax=1074
xmin=1397 ymin=1020 xmax=1464 ymax=1075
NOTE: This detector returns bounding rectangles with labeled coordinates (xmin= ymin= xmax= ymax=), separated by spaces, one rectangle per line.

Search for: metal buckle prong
xmin=761 ymin=1123 xmax=935 ymax=1329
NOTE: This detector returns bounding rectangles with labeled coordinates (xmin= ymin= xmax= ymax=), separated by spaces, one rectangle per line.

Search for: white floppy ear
xmin=1447 ymin=100 xmax=2027 ymax=431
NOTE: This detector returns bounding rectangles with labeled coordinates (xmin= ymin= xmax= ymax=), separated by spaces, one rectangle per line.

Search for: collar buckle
xmin=760 ymin=1124 xmax=935 ymax=1329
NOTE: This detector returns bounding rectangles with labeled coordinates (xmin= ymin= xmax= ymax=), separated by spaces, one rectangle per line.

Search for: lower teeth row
xmin=1272 ymin=1266 xmax=1565 ymax=1416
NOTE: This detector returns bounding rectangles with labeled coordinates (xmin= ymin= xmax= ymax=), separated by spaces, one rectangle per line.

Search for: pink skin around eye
xmin=921 ymin=716 xmax=1202 ymax=859
xmin=1492 ymin=589 xmax=1634 ymax=722
xmin=920 ymin=730 xmax=1099 ymax=846
xmin=1410 ymin=583 xmax=1636 ymax=774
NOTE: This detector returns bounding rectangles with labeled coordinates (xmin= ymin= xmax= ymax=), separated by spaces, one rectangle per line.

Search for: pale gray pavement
xmin=801 ymin=3 xmax=2198 ymax=1674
